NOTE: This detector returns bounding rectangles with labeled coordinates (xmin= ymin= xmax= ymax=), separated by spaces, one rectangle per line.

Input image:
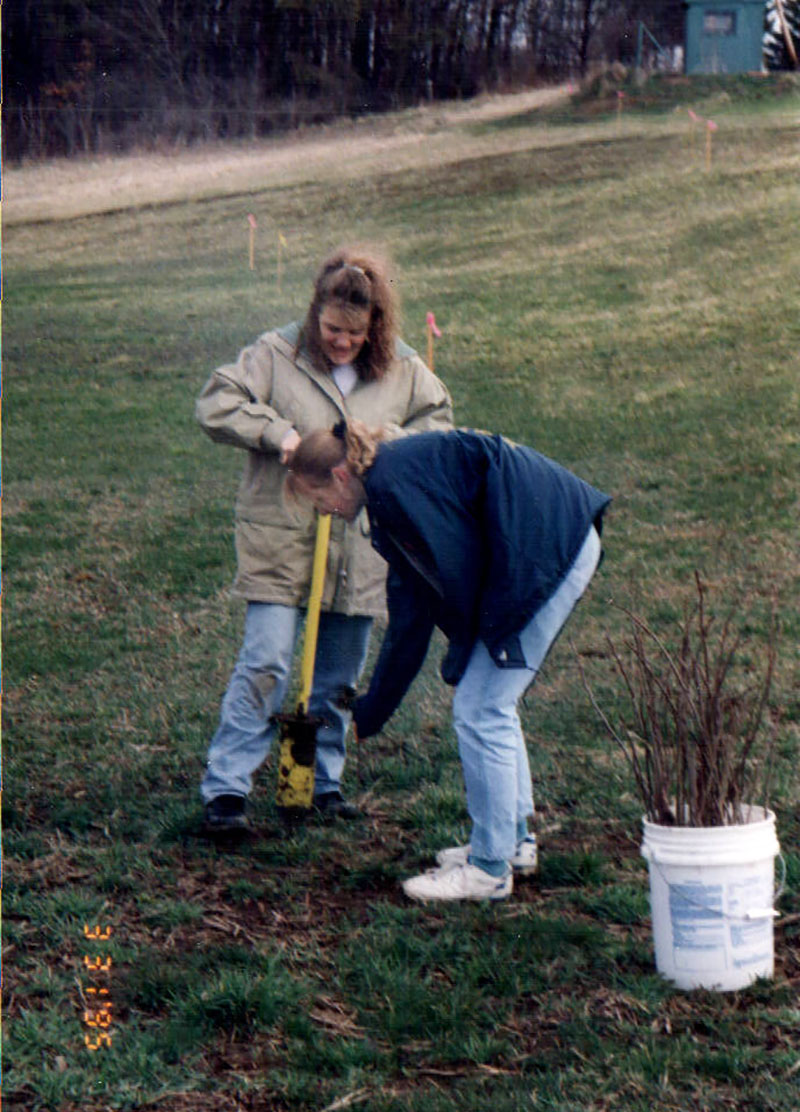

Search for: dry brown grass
xmin=5 ymin=86 xmax=571 ymax=225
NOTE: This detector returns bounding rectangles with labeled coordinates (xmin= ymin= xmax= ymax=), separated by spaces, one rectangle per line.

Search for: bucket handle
xmin=649 ymin=853 xmax=786 ymax=923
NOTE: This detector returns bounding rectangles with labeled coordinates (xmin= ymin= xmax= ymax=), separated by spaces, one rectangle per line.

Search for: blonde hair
xmin=299 ymin=246 xmax=399 ymax=381
xmin=286 ymin=419 xmax=384 ymax=501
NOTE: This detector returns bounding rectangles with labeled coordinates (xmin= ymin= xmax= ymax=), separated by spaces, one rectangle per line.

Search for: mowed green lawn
xmin=4 ymin=82 xmax=800 ymax=1111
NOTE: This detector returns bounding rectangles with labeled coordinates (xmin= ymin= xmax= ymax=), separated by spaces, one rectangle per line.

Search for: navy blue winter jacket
xmin=352 ymin=430 xmax=611 ymax=738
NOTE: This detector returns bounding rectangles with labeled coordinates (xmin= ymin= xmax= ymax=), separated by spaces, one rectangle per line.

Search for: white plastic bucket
xmin=641 ymin=807 xmax=780 ymax=992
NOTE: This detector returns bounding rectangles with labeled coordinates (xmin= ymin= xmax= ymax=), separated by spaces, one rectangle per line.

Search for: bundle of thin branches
xmin=580 ymin=573 xmax=777 ymax=827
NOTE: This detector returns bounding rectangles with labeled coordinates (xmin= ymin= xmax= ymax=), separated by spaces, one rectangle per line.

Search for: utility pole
xmin=774 ymin=0 xmax=799 ymax=67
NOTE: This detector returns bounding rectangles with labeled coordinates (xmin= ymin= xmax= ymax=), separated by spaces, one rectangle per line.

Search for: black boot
xmin=203 ymin=794 xmax=249 ymax=835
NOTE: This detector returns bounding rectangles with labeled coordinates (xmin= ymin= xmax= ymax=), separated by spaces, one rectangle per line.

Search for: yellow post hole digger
xmin=275 ymin=513 xmax=332 ymax=824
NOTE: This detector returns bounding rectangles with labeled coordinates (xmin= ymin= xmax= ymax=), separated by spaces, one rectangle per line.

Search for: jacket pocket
xmin=235 ymin=518 xmax=314 ymax=601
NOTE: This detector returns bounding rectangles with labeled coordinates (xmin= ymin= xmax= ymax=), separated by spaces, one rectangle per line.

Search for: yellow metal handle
xmin=297 ymin=513 xmax=331 ymax=712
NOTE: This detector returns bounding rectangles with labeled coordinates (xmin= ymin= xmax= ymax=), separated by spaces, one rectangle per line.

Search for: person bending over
xmin=286 ymin=420 xmax=610 ymax=901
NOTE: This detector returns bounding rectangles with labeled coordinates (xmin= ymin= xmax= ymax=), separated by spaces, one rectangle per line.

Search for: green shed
xmin=685 ymin=0 xmax=766 ymax=72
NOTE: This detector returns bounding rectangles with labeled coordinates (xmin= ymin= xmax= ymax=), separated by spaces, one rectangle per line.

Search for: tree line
xmin=4 ymin=0 xmax=790 ymax=162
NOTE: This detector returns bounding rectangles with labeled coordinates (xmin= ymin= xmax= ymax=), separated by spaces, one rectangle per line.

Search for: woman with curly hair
xmin=196 ymin=247 xmax=452 ymax=834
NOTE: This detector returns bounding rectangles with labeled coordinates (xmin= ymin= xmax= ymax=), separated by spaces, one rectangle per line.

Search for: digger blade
xmin=274 ymin=708 xmax=320 ymax=825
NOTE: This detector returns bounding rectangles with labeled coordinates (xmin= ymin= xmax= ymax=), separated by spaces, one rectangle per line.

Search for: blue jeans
xmin=201 ymin=603 xmax=372 ymax=803
xmin=452 ymin=527 xmax=602 ymax=866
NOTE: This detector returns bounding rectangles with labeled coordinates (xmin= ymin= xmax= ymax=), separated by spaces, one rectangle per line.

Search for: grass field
xmin=4 ymin=78 xmax=800 ymax=1111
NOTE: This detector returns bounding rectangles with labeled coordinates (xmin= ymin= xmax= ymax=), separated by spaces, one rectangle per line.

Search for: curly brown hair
xmin=285 ymin=419 xmax=385 ymax=505
xmin=298 ymin=246 xmax=400 ymax=381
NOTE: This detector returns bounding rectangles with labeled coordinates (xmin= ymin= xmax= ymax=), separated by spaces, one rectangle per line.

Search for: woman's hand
xmin=280 ymin=428 xmax=301 ymax=464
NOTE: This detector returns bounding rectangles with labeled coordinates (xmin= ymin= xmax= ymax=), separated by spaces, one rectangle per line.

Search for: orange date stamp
xmin=81 ymin=924 xmax=114 ymax=1050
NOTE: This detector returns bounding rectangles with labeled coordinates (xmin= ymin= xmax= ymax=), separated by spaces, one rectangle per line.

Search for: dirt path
xmin=4 ymin=86 xmax=569 ymax=226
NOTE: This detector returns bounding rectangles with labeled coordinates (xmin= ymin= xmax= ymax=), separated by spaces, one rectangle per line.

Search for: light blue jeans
xmin=201 ymin=603 xmax=372 ymax=803
xmin=452 ymin=527 xmax=602 ymax=868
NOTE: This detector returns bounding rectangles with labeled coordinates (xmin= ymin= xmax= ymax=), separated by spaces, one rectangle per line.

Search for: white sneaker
xmin=402 ymin=863 xmax=512 ymax=903
xmin=436 ymin=835 xmax=538 ymax=876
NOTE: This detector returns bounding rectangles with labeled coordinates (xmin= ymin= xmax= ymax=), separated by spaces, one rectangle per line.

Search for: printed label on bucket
xmin=670 ymin=882 xmax=726 ymax=971
xmin=668 ymin=875 xmax=773 ymax=973
xmin=729 ymin=875 xmax=774 ymax=970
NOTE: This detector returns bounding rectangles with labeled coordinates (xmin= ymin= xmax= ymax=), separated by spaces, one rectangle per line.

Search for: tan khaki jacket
xmin=196 ymin=322 xmax=453 ymax=616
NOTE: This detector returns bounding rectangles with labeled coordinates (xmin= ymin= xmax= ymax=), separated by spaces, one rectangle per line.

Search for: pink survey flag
xmin=425 ymin=311 xmax=442 ymax=371
xmin=426 ymin=311 xmax=442 ymax=338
